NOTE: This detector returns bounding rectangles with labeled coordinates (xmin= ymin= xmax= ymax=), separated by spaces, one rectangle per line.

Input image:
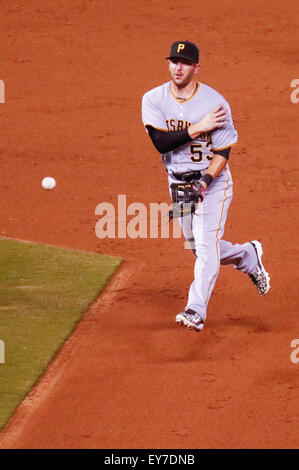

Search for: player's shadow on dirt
xmin=139 ymin=315 xmax=272 ymax=335
xmin=141 ymin=321 xmax=178 ymax=331
xmin=210 ymin=316 xmax=272 ymax=334
xmin=131 ymin=315 xmax=273 ymax=364
xmin=132 ymin=321 xmax=215 ymax=364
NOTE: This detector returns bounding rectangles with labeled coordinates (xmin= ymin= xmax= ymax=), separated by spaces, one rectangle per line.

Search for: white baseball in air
xmin=42 ymin=176 xmax=56 ymax=190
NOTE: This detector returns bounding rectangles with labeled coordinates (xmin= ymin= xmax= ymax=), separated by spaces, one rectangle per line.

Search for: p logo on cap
xmin=166 ymin=41 xmax=199 ymax=63
xmin=177 ymin=43 xmax=185 ymax=53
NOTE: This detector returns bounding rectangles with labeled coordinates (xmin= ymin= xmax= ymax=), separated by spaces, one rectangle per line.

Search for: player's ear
xmin=194 ymin=62 xmax=200 ymax=74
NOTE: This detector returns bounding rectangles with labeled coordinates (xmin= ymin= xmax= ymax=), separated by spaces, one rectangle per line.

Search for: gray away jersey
xmin=142 ymin=81 xmax=238 ymax=175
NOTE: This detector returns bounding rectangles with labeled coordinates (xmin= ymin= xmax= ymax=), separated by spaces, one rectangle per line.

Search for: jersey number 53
xmin=190 ymin=144 xmax=213 ymax=163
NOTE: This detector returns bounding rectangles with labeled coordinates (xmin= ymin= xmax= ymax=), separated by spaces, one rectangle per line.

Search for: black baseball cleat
xmin=249 ymin=240 xmax=271 ymax=295
xmin=176 ymin=308 xmax=205 ymax=331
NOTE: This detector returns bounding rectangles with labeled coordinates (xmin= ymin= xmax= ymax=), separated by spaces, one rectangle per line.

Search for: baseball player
xmin=141 ymin=40 xmax=270 ymax=332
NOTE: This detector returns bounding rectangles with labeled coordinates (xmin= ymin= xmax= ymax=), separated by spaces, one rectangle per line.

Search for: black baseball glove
xmin=168 ymin=180 xmax=207 ymax=219
xmin=188 ymin=180 xmax=207 ymax=203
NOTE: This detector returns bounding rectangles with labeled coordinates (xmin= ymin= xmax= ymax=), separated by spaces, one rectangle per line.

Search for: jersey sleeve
xmin=211 ymin=103 xmax=238 ymax=151
xmin=142 ymin=91 xmax=168 ymax=131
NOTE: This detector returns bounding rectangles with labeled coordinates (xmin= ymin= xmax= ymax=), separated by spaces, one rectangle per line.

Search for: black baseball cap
xmin=166 ymin=41 xmax=199 ymax=63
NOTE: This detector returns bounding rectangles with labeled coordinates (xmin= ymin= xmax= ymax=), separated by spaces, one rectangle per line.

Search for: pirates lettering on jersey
xmin=166 ymin=119 xmax=192 ymax=131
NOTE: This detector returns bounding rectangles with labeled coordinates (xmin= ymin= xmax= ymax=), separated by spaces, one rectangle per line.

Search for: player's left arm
xmin=201 ymin=147 xmax=231 ymax=188
xmin=190 ymin=149 xmax=230 ymax=202
xmin=201 ymin=101 xmax=237 ymax=188
xmin=191 ymin=106 xmax=235 ymax=200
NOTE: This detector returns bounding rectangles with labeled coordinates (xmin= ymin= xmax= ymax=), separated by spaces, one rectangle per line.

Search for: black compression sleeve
xmin=146 ymin=125 xmax=192 ymax=153
xmin=213 ymin=147 xmax=231 ymax=159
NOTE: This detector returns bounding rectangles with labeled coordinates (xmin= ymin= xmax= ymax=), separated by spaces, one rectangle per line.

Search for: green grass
xmin=0 ymin=238 xmax=121 ymax=432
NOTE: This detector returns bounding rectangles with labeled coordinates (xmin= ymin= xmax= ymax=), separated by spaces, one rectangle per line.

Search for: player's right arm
xmin=146 ymin=125 xmax=191 ymax=153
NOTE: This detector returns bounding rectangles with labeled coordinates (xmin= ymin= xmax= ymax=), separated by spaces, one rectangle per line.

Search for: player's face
xmin=168 ymin=59 xmax=199 ymax=87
